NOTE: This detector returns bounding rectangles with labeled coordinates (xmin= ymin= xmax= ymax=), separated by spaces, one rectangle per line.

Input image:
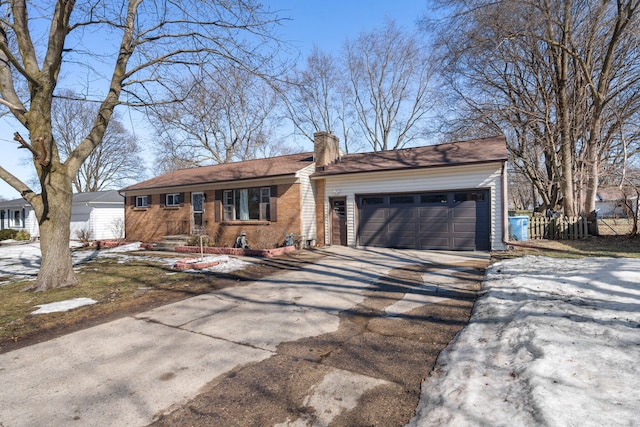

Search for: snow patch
xmin=409 ymin=256 xmax=640 ymax=427
xmin=32 ymin=297 xmax=97 ymax=314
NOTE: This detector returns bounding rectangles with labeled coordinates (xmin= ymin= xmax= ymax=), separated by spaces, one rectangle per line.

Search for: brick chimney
xmin=314 ymin=131 xmax=340 ymax=170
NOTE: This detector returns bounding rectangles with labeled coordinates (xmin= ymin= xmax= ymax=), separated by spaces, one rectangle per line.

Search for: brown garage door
xmin=357 ymin=190 xmax=490 ymax=250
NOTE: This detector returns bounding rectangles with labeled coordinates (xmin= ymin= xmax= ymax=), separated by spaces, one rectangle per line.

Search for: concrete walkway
xmin=0 ymin=247 xmax=488 ymax=426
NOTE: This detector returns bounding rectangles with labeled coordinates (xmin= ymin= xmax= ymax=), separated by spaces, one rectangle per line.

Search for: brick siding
xmin=125 ymin=182 xmax=303 ymax=249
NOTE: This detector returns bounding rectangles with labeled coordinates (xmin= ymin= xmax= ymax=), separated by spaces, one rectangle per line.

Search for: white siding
xmin=322 ymin=162 xmax=507 ymax=250
xmin=70 ymin=205 xmax=92 ymax=240
xmin=69 ymin=202 xmax=124 ymax=241
xmin=89 ymin=205 xmax=125 ymax=240
xmin=25 ymin=209 xmax=39 ymax=238
xmin=297 ymin=164 xmax=317 ymax=243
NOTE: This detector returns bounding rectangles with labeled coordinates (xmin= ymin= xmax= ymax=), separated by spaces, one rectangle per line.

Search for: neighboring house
xmin=0 ymin=190 xmax=125 ymax=240
xmin=595 ymin=186 xmax=639 ymax=218
xmin=122 ymin=132 xmax=509 ymax=251
xmin=0 ymin=197 xmax=38 ymax=237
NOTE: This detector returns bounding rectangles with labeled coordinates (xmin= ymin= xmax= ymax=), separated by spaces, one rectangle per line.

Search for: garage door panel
xmin=391 ymin=237 xmax=418 ymax=248
xmin=387 ymin=209 xmax=416 ymax=221
xmin=452 ymin=204 xmax=475 ymax=218
xmin=360 ymin=208 xmax=387 ymax=221
xmin=453 ymin=222 xmax=475 ymax=233
xmin=361 ymin=235 xmax=386 ymax=246
xmin=452 ymin=236 xmax=476 ymax=250
xmin=419 ymin=223 xmax=450 ymax=235
xmin=419 ymin=207 xmax=448 ymax=219
xmin=419 ymin=237 xmax=451 ymax=249
xmin=387 ymin=223 xmax=415 ymax=233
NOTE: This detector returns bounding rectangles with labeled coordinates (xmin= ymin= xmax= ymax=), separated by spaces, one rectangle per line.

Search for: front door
xmin=330 ymin=197 xmax=347 ymax=245
xmin=192 ymin=192 xmax=204 ymax=234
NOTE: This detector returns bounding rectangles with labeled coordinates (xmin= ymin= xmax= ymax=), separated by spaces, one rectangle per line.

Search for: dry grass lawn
xmin=0 ymin=251 xmax=321 ymax=354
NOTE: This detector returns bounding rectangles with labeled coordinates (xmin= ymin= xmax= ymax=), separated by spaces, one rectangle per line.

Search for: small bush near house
xmin=110 ymin=218 xmax=125 ymax=242
xmin=0 ymin=229 xmax=18 ymax=241
xmin=14 ymin=230 xmax=30 ymax=241
xmin=186 ymin=234 xmax=212 ymax=247
xmin=76 ymin=228 xmax=92 ymax=246
xmin=251 ymin=227 xmax=283 ymax=249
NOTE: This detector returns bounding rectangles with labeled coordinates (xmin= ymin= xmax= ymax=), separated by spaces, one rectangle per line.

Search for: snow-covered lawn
xmin=0 ymin=241 xmax=253 ymax=285
xmin=410 ymin=256 xmax=640 ymax=427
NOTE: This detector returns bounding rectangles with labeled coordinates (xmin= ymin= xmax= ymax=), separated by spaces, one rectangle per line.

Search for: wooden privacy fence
xmin=528 ymin=216 xmax=589 ymax=240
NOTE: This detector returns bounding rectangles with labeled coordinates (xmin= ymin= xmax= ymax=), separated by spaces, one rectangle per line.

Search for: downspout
xmin=501 ymin=160 xmax=509 ymax=249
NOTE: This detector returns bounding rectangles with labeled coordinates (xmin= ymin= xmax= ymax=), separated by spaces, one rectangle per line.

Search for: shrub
xmin=76 ymin=228 xmax=92 ymax=246
xmin=0 ymin=229 xmax=18 ymax=241
xmin=14 ymin=230 xmax=31 ymax=241
xmin=110 ymin=218 xmax=125 ymax=242
xmin=186 ymin=233 xmax=212 ymax=247
xmin=250 ymin=227 xmax=282 ymax=249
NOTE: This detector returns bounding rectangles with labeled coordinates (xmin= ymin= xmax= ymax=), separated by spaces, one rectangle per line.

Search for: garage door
xmin=358 ymin=190 xmax=490 ymax=250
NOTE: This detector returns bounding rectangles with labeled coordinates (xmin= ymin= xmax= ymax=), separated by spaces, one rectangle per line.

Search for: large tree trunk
xmin=584 ymin=123 xmax=601 ymax=235
xmin=25 ymin=173 xmax=78 ymax=291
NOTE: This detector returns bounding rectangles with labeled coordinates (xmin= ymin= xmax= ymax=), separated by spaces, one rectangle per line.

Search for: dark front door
xmin=330 ymin=197 xmax=347 ymax=245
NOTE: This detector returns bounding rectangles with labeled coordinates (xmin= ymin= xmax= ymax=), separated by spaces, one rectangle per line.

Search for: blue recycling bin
xmin=509 ymin=216 xmax=529 ymax=241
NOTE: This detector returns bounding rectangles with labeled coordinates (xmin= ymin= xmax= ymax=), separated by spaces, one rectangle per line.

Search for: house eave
xmin=121 ymin=173 xmax=301 ymax=195
xmin=310 ymin=159 xmax=507 ymax=180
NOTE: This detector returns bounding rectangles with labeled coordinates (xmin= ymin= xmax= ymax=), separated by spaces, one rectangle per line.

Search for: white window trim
xmin=135 ymin=195 xmax=148 ymax=208
xmin=166 ymin=193 xmax=180 ymax=207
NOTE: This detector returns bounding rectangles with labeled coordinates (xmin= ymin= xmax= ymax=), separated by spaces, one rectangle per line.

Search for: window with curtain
xmin=223 ymin=187 xmax=270 ymax=221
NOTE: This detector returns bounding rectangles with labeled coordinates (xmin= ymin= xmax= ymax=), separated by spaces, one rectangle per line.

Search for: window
xmin=454 ymin=192 xmax=485 ymax=203
xmin=223 ymin=187 xmax=270 ymax=221
xmin=135 ymin=195 xmax=148 ymax=208
xmin=361 ymin=196 xmax=384 ymax=206
xmin=390 ymin=195 xmax=414 ymax=204
xmin=166 ymin=193 xmax=180 ymax=207
xmin=12 ymin=210 xmax=23 ymax=228
xmin=420 ymin=193 xmax=447 ymax=204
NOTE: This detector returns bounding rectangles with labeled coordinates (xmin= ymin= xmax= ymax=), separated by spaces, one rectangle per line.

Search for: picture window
xmin=223 ymin=187 xmax=270 ymax=221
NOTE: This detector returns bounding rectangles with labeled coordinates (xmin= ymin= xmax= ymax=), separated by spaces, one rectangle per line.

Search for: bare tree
xmin=430 ymin=0 xmax=640 ymax=224
xmin=0 ymin=0 xmax=285 ymax=290
xmin=345 ymin=19 xmax=436 ymax=151
xmin=53 ymin=92 xmax=146 ymax=192
xmin=285 ymin=46 xmax=361 ymax=153
xmin=149 ymin=66 xmax=281 ymax=172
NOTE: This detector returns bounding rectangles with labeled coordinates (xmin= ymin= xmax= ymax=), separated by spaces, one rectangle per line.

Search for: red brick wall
xmin=125 ymin=193 xmax=191 ymax=242
xmin=124 ymin=183 xmax=302 ymax=248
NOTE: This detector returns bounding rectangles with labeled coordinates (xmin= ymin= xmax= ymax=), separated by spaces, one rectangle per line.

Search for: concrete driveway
xmin=0 ymin=247 xmax=488 ymax=426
